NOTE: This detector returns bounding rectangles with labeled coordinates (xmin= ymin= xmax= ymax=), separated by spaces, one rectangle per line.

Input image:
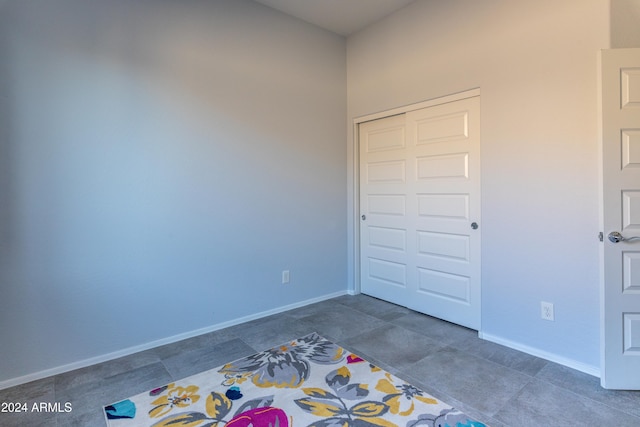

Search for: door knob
xmin=361 ymin=214 xmax=366 ymax=221
xmin=608 ymin=231 xmax=640 ymax=243
xmin=471 ymin=222 xmax=478 ymax=230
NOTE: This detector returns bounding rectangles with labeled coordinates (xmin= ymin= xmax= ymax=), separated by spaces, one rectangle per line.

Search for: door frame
xmin=350 ymin=88 xmax=481 ymax=296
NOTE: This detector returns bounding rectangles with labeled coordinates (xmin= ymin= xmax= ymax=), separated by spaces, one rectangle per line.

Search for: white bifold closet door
xmin=359 ymin=96 xmax=481 ymax=330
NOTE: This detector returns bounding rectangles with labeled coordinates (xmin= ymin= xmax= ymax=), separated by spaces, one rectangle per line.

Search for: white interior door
xmin=405 ymin=96 xmax=481 ymax=329
xmin=359 ymin=96 xmax=481 ymax=329
xmin=359 ymin=114 xmax=410 ymax=307
xmin=601 ymin=48 xmax=640 ymax=389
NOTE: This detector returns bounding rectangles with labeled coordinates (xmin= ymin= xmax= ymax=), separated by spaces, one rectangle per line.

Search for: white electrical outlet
xmin=541 ymin=301 xmax=554 ymax=321
xmin=282 ymin=270 xmax=290 ymax=284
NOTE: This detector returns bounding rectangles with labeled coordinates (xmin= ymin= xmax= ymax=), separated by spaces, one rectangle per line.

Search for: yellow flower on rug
xmin=149 ymin=384 xmax=201 ymax=418
xmin=222 ymin=372 xmax=252 ymax=387
xmin=375 ymin=373 xmax=437 ymax=416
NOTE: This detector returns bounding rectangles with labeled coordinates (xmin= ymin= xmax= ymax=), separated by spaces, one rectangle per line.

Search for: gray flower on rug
xmin=295 ymin=365 xmax=390 ymax=427
xmin=218 ymin=333 xmax=346 ymax=388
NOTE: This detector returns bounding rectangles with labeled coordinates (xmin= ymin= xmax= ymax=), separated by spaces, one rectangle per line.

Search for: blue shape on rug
xmin=105 ymin=399 xmax=136 ymax=420
xmin=226 ymin=386 xmax=243 ymax=400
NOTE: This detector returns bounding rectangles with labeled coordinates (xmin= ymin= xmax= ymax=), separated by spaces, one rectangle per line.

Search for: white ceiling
xmin=253 ymin=0 xmax=416 ymax=36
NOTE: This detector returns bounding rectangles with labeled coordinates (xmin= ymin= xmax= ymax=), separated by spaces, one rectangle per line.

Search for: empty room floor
xmin=2 ymin=294 xmax=640 ymax=426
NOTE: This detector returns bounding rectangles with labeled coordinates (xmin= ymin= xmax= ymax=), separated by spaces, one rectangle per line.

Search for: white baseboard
xmin=479 ymin=332 xmax=600 ymax=378
xmin=0 ymin=290 xmax=348 ymax=391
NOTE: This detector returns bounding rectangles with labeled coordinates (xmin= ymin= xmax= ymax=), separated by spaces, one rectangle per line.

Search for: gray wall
xmin=0 ymin=0 xmax=347 ymax=384
xmin=347 ymin=0 xmax=609 ymax=373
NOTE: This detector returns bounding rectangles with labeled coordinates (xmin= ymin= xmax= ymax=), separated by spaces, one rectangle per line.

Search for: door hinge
xmin=598 ymin=232 xmax=604 ymax=242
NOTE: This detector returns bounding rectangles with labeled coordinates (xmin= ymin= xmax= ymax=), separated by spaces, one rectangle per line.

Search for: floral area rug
xmin=104 ymin=333 xmax=487 ymax=427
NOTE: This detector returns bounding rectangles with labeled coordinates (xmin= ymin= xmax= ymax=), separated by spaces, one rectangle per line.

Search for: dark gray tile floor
xmin=2 ymin=294 xmax=640 ymax=426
